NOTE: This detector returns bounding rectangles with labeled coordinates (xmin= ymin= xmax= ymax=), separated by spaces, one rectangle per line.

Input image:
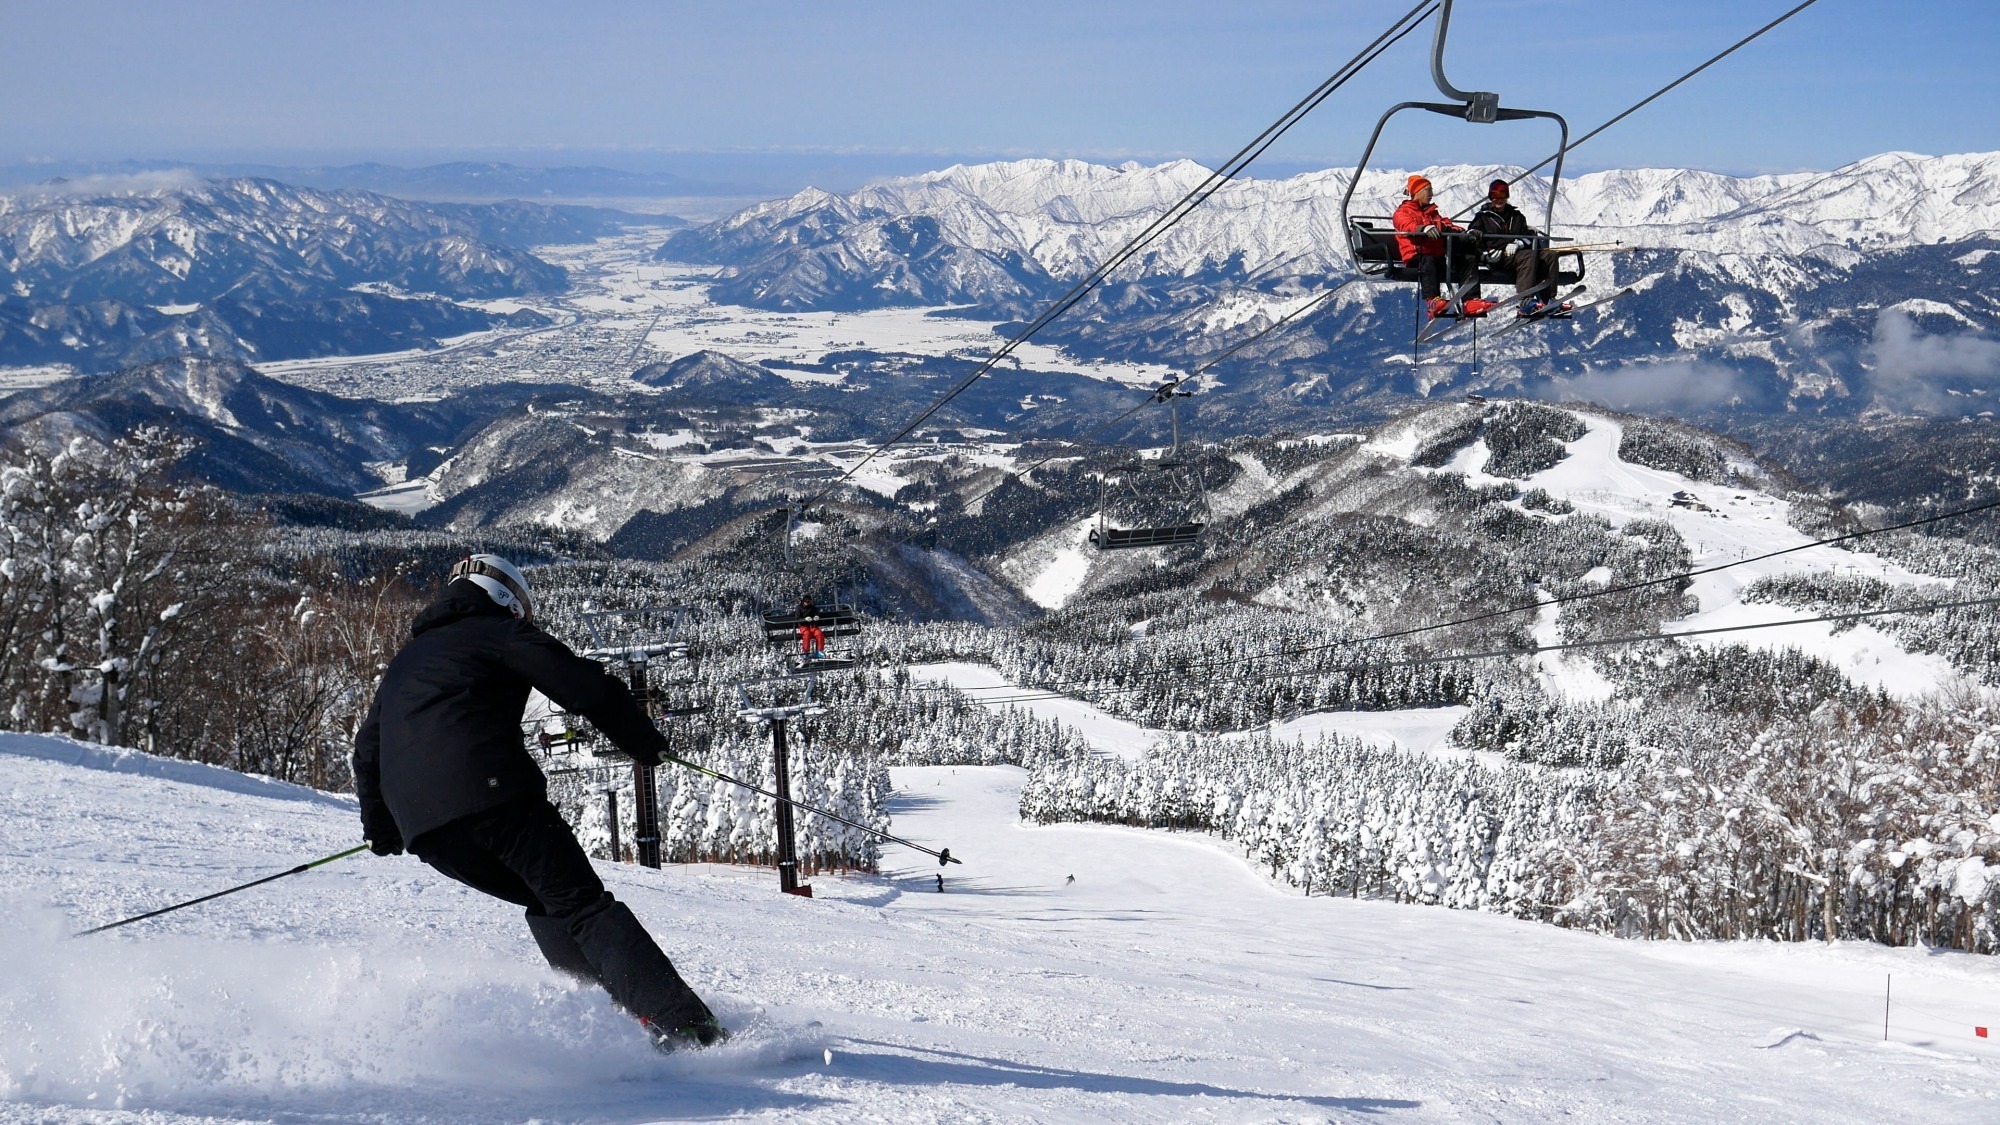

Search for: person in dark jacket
xmin=1468 ymin=178 xmax=1570 ymax=316
xmin=1392 ymin=174 xmax=1496 ymax=320
xmin=353 ymin=553 xmax=725 ymax=1051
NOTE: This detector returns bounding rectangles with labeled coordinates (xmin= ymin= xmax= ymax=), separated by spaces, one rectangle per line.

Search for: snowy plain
xmin=5 ymin=729 xmax=1999 ymax=1123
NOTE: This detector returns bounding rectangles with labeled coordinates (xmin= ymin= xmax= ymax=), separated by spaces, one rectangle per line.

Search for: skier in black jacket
xmin=353 ymin=553 xmax=725 ymax=1051
xmin=1468 ymin=178 xmax=1569 ymax=316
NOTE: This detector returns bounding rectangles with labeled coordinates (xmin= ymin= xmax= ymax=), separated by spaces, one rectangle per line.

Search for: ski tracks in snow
xmin=3 ymin=734 xmax=1999 ymax=1121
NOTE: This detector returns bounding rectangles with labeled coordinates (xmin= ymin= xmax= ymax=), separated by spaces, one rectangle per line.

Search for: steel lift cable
xmin=1447 ymin=0 xmax=1827 ymax=223
xmin=794 ymin=1 xmax=1443 ymax=514
xmin=888 ymin=0 xmax=1834 ymax=564
xmin=923 ymin=491 xmax=2000 ymax=700
xmin=949 ymin=592 xmax=2000 ymax=709
xmin=900 ymin=276 xmax=1368 ymax=548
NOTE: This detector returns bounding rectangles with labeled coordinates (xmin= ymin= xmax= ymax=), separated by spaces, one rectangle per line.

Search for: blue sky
xmin=3 ymin=0 xmax=1995 ymax=184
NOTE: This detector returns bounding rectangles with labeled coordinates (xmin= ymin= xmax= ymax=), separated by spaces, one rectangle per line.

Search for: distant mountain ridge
xmin=667 ymin=151 xmax=2000 ymax=299
xmin=0 ymin=355 xmax=551 ymax=495
xmin=0 ymin=178 xmax=634 ymax=370
xmin=660 ymin=152 xmax=2000 ymax=421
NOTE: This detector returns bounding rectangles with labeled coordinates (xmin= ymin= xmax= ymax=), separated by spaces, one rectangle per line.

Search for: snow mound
xmin=0 ymin=732 xmax=344 ymax=808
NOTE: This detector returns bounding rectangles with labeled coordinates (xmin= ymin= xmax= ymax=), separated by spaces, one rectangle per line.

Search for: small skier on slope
xmin=353 ymin=553 xmax=726 ymax=1052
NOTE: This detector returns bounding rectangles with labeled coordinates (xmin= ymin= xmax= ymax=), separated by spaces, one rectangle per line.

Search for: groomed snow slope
xmin=4 ymin=732 xmax=1998 ymax=1122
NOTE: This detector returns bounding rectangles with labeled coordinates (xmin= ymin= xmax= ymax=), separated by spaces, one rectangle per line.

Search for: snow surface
xmin=354 ymin=478 xmax=439 ymax=515
xmin=1005 ymin=517 xmax=1099 ymax=611
xmin=1522 ymin=412 xmax=1962 ymax=698
xmin=913 ymin=661 xmax=1463 ymax=764
xmin=3 ymin=731 xmax=1998 ymax=1122
xmin=1261 ymin=706 xmax=1468 ymax=759
xmin=908 ymin=662 xmax=1159 ymax=760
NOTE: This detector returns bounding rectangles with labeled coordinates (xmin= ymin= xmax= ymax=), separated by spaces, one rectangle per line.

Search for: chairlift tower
xmin=580 ymin=607 xmax=704 ymax=870
xmin=734 ymin=674 xmax=827 ymax=898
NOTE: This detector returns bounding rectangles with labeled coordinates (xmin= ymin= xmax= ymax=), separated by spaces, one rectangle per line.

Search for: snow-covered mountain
xmin=632 ymin=349 xmax=792 ymax=399
xmin=666 ymin=151 xmax=2000 ymax=293
xmin=0 ymin=179 xmax=613 ymax=370
xmin=0 ymin=356 xmax=542 ymax=496
xmin=660 ymin=152 xmax=2000 ymax=419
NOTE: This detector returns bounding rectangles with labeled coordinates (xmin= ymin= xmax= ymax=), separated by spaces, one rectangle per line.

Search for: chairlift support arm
xmin=1431 ymin=0 xmax=1498 ymax=120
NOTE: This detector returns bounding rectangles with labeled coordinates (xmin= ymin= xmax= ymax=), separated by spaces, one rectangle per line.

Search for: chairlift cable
xmin=905 ymin=278 xmax=1343 ymax=554
xmin=1454 ymin=0 xmax=1826 ymax=220
xmin=796 ymin=1 xmax=1443 ymax=514
xmin=949 ymin=593 xmax=2000 ymax=709
xmin=656 ymin=749 xmax=961 ymax=865
xmin=925 ymin=491 xmax=2000 ymax=697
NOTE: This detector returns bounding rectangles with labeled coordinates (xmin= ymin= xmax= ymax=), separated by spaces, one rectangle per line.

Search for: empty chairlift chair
xmin=1087 ymin=379 xmax=1209 ymax=552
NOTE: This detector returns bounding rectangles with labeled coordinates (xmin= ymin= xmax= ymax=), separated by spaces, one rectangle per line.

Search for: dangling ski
xmin=1415 ymin=279 xmax=1551 ymax=348
xmin=1489 ymin=285 xmax=1633 ymax=341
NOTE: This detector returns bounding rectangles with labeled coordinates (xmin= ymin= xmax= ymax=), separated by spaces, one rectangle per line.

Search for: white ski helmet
xmin=448 ymin=553 xmax=534 ymax=620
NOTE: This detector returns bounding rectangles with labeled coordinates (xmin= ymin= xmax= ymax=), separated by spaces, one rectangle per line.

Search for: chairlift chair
xmin=1337 ymin=0 xmax=1584 ymax=308
xmin=761 ymin=600 xmax=862 ymax=671
xmin=1088 ymin=379 xmax=1209 ymax=551
xmin=761 ymin=503 xmax=865 ymax=670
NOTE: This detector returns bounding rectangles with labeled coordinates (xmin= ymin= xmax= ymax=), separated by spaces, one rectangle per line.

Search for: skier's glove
xmin=368 ymin=833 xmax=404 ymax=857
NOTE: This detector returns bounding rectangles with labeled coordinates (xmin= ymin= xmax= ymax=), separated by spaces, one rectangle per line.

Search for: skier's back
xmin=353 ymin=553 xmax=724 ymax=1051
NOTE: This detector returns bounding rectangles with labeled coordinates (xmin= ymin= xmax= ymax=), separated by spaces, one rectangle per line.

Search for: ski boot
xmin=641 ymin=1014 xmax=733 ymax=1053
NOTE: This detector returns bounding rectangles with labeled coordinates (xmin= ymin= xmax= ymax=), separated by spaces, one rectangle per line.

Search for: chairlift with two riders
xmin=1337 ymin=0 xmax=1588 ymax=340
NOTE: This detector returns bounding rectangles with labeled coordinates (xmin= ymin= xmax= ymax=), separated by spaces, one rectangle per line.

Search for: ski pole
xmin=76 ymin=843 xmax=370 ymax=936
xmin=659 ymin=751 xmax=962 ymax=866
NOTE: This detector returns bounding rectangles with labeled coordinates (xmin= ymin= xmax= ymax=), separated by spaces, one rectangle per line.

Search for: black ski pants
xmin=410 ymin=797 xmax=713 ymax=1030
xmin=1412 ymin=240 xmax=1482 ymax=301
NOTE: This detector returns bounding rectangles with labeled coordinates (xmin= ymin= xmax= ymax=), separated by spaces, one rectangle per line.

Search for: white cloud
xmin=1866 ymin=307 xmax=2000 ymax=414
xmin=20 ymin=169 xmax=204 ymax=199
xmin=1533 ymin=359 xmax=1750 ymax=412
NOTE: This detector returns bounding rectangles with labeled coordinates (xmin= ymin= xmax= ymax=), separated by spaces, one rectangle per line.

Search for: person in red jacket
xmin=1392 ymin=175 xmax=1496 ymax=320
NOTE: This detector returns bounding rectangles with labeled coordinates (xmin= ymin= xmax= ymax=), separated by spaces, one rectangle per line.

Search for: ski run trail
xmin=5 ymin=404 xmax=2000 ymax=1121
xmin=2 ymin=727 xmax=1997 ymax=1124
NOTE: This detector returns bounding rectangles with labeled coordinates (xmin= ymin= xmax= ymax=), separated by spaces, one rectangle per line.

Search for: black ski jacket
xmin=353 ymin=582 xmax=669 ymax=845
xmin=1469 ymin=201 xmax=1536 ymax=240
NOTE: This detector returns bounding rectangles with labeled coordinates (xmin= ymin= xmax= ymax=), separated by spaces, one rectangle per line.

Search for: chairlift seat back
xmin=1348 ymin=218 xmax=1581 ymax=289
xmin=761 ymin=605 xmax=862 ymax=646
xmin=1089 ymin=522 xmax=1206 ymax=550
